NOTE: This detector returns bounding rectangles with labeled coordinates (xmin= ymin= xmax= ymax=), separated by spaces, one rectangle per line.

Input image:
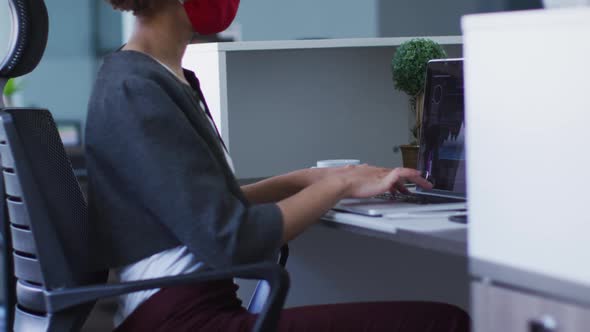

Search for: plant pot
xmin=399 ymin=144 xmax=419 ymax=169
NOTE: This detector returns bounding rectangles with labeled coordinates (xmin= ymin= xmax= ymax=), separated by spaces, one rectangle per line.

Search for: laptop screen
xmin=417 ymin=59 xmax=466 ymax=197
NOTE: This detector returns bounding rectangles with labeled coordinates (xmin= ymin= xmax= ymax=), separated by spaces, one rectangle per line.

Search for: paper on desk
xmin=324 ymin=209 xmax=467 ymax=235
xmin=323 ymin=210 xmax=397 ymax=233
xmin=381 ymin=211 xmax=467 ymax=233
xmin=383 ymin=210 xmax=466 ymax=219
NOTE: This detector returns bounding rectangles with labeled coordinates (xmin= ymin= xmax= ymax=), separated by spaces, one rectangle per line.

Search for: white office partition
xmin=463 ymin=9 xmax=590 ymax=286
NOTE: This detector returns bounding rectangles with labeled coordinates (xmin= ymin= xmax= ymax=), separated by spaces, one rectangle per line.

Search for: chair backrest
xmin=0 ymin=0 xmax=51 ymax=328
xmin=0 ymin=108 xmax=107 ymax=331
xmin=0 ymin=159 xmax=12 ymax=332
xmin=0 ymin=0 xmax=49 ymax=79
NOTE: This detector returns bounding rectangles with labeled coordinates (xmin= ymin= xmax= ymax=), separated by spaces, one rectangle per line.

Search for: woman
xmin=86 ymin=0 xmax=470 ymax=331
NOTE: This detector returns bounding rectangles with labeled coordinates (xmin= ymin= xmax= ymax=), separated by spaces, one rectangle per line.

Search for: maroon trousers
xmin=115 ymin=280 xmax=470 ymax=332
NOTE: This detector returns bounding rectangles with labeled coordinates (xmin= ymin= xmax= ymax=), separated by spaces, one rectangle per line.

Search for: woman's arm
xmin=276 ymin=166 xmax=432 ymax=243
xmin=241 ymin=168 xmax=328 ymax=204
xmin=242 ymin=165 xmax=432 ymax=243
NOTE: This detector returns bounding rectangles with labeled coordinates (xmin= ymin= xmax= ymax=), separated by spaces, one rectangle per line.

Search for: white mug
xmin=316 ymin=159 xmax=361 ymax=168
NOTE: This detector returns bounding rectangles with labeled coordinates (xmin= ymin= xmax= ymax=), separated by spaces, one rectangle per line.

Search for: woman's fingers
xmin=341 ymin=165 xmax=433 ymax=198
xmin=394 ymin=181 xmax=411 ymax=194
xmin=391 ymin=168 xmax=433 ymax=190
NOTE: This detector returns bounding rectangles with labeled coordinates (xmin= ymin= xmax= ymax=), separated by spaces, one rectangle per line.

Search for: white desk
xmin=322 ymin=210 xmax=467 ymax=257
xmin=238 ymin=178 xmax=467 ymax=256
xmin=238 ymin=179 xmax=468 ymax=257
xmin=236 ymin=178 xmax=469 ymax=309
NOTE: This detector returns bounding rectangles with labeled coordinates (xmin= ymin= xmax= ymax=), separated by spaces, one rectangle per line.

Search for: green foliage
xmin=3 ymin=78 xmax=22 ymax=97
xmin=391 ymin=38 xmax=447 ymax=96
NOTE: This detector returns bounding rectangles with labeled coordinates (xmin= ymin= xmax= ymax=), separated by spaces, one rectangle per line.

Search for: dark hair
xmin=106 ymin=0 xmax=163 ymax=15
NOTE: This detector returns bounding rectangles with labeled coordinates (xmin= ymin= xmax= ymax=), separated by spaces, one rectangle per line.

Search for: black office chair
xmin=0 ymin=0 xmax=52 ymax=328
xmin=0 ymin=109 xmax=290 ymax=332
xmin=0 ymin=1 xmax=290 ymax=331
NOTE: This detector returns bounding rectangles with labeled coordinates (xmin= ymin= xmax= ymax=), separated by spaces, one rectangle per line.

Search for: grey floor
xmin=80 ymin=268 xmax=117 ymax=331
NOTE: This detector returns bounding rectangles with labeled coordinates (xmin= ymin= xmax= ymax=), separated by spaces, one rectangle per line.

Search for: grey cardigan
xmin=85 ymin=50 xmax=283 ymax=271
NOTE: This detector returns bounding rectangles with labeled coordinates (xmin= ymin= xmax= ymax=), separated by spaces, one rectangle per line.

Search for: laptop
xmin=333 ymin=59 xmax=467 ymax=217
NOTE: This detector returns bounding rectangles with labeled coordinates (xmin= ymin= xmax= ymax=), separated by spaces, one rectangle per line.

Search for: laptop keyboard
xmin=374 ymin=192 xmax=464 ymax=205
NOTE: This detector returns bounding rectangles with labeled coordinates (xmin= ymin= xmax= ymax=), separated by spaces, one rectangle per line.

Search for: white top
xmin=113 ymin=59 xmax=235 ymax=327
xmin=113 ymin=247 xmax=204 ymax=326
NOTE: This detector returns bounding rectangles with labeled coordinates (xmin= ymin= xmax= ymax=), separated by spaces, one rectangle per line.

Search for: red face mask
xmin=180 ymin=0 xmax=240 ymax=35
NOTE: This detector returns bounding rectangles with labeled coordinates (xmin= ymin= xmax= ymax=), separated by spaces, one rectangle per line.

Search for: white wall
xmin=17 ymin=0 xmax=97 ymax=127
xmin=234 ymin=1 xmax=478 ymax=41
xmin=234 ymin=1 xmax=378 ymax=40
xmin=378 ymin=0 xmax=479 ymax=37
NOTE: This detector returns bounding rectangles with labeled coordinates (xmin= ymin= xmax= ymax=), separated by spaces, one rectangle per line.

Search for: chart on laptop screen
xmin=419 ymin=61 xmax=466 ymax=194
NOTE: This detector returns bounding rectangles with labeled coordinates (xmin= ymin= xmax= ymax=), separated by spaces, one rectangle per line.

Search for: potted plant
xmin=2 ymin=78 xmax=22 ymax=107
xmin=391 ymin=38 xmax=447 ymax=169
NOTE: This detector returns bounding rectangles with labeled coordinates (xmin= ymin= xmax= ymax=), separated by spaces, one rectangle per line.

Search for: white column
xmin=122 ymin=12 xmax=135 ymax=43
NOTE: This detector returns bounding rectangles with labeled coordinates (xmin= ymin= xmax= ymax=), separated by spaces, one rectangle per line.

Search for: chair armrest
xmin=278 ymin=245 xmax=289 ymax=267
xmin=45 ymin=262 xmax=289 ymax=332
xmin=247 ymin=245 xmax=289 ymax=313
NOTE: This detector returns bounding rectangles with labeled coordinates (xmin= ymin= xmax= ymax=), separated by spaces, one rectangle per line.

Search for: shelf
xmin=187 ymin=35 xmax=463 ymax=53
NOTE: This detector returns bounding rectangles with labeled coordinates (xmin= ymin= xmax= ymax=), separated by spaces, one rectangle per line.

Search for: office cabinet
xmin=472 ymin=282 xmax=590 ymax=332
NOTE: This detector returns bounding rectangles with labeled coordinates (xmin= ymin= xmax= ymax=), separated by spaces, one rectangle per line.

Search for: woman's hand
xmin=334 ymin=164 xmax=433 ymax=198
xmin=291 ymin=165 xmax=433 ymax=197
xmin=243 ymin=164 xmax=432 ymax=205
xmin=276 ymin=164 xmax=432 ymax=243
